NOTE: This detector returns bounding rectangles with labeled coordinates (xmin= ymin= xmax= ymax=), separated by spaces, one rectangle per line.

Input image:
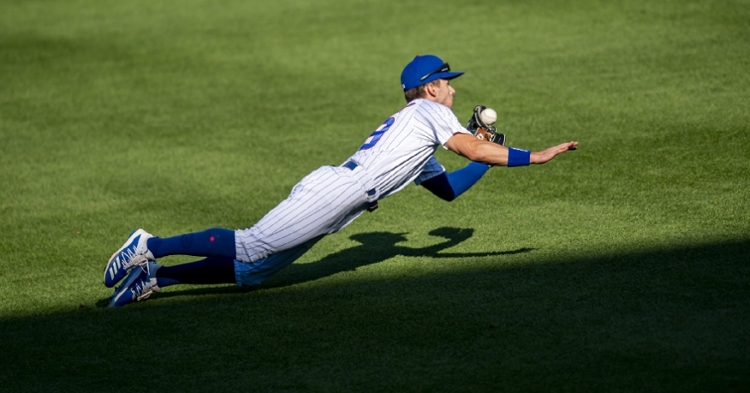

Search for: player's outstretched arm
xmin=445 ymin=133 xmax=577 ymax=167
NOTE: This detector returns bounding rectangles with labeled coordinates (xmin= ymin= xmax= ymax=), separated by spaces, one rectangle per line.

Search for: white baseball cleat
xmin=103 ymin=229 xmax=155 ymax=288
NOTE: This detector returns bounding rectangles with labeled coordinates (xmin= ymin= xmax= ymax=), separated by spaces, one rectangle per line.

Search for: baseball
xmin=479 ymin=108 xmax=497 ymax=125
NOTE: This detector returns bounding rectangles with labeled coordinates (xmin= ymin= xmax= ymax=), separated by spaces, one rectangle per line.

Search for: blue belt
xmin=342 ymin=161 xmax=378 ymax=212
xmin=342 ymin=160 xmax=358 ymax=170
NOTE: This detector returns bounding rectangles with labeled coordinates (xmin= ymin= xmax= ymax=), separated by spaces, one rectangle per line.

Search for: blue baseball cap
xmin=400 ymin=54 xmax=464 ymax=91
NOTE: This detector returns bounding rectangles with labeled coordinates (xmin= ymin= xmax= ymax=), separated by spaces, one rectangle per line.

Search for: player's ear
xmin=424 ymin=81 xmax=438 ymax=98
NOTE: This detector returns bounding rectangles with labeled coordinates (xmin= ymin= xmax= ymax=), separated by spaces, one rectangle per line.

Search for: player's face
xmin=433 ymin=79 xmax=456 ymax=109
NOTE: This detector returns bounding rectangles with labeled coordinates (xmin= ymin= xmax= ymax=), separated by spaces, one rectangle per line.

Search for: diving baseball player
xmin=104 ymin=54 xmax=578 ymax=307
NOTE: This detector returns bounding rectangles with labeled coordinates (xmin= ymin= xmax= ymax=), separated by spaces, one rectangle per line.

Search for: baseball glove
xmin=465 ymin=105 xmax=505 ymax=146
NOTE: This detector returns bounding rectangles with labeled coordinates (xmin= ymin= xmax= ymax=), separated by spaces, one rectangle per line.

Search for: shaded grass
xmin=1 ymin=239 xmax=748 ymax=392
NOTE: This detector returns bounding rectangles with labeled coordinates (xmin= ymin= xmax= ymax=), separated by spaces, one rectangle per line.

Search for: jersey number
xmin=359 ymin=117 xmax=395 ymax=150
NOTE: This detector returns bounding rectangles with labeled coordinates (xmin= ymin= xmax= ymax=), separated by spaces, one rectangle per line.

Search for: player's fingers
xmin=555 ymin=142 xmax=577 ymax=152
xmin=551 ymin=142 xmax=575 ymax=157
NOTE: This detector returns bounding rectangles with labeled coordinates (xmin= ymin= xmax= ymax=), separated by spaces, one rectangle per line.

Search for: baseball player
xmin=104 ymin=54 xmax=578 ymax=307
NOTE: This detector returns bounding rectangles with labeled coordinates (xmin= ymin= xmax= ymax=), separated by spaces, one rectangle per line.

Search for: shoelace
xmin=129 ymin=266 xmax=152 ymax=300
xmin=121 ymin=246 xmax=142 ymax=268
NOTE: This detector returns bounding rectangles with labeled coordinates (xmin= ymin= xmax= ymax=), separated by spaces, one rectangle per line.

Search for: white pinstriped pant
xmin=232 ymin=164 xmax=375 ymax=287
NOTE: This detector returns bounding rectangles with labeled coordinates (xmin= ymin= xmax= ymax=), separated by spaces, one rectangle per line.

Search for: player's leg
xmin=233 ymin=235 xmax=323 ymax=287
xmin=148 ymin=228 xmax=236 ymax=259
xmin=108 ymin=257 xmax=235 ymax=307
xmin=155 ymin=256 xmax=237 ymax=287
xmin=104 ymin=227 xmax=236 ymax=288
xmin=106 ymin=166 xmax=367 ymax=288
xmin=234 ymin=167 xmax=367 ymax=263
xmin=108 ymin=238 xmax=321 ymax=307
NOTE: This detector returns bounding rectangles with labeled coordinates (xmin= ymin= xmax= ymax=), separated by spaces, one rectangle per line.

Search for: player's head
xmin=401 ymin=54 xmax=464 ymax=106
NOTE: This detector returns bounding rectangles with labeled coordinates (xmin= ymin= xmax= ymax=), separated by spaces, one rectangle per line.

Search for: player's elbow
xmin=432 ymin=189 xmax=457 ymax=202
xmin=447 ymin=134 xmax=484 ymax=163
xmin=420 ymin=174 xmax=459 ymax=202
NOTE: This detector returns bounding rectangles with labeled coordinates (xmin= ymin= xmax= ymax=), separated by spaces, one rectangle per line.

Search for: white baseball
xmin=479 ymin=108 xmax=497 ymax=125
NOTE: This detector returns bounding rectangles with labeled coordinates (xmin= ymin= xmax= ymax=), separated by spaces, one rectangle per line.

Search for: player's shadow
xmin=266 ymin=227 xmax=532 ymax=289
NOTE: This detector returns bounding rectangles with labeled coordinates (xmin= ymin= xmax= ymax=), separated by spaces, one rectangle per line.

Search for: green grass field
xmin=1 ymin=0 xmax=749 ymax=391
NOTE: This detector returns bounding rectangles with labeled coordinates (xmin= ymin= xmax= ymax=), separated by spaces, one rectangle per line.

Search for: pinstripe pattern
xmin=235 ymin=166 xmax=367 ymax=264
xmin=232 ymin=99 xmax=468 ymax=286
xmin=349 ymin=99 xmax=469 ymax=198
xmin=233 ymin=235 xmax=323 ymax=287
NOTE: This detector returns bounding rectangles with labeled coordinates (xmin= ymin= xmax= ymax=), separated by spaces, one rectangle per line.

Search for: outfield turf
xmin=1 ymin=0 xmax=749 ymax=391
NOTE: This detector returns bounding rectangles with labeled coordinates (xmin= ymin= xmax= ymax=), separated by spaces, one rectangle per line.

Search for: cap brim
xmin=440 ymin=71 xmax=464 ymax=80
xmin=422 ymin=71 xmax=464 ymax=86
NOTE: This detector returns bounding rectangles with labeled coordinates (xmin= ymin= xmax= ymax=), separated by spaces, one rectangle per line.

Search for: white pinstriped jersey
xmin=233 ymin=99 xmax=471 ymax=284
xmin=347 ymin=99 xmax=471 ymax=199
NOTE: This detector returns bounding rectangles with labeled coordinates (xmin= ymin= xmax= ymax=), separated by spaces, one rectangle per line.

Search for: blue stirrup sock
xmin=156 ymin=257 xmax=237 ymax=287
xmin=147 ymin=228 xmax=236 ymax=259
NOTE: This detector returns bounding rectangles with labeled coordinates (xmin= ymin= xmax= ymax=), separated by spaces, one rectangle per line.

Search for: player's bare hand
xmin=530 ymin=141 xmax=578 ymax=164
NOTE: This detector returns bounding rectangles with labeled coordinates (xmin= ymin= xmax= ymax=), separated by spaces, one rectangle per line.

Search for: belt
xmin=342 ymin=160 xmax=358 ymax=170
xmin=342 ymin=160 xmax=378 ymax=212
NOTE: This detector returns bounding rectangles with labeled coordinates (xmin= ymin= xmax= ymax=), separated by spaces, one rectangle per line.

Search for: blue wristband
xmin=507 ymin=147 xmax=531 ymax=167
